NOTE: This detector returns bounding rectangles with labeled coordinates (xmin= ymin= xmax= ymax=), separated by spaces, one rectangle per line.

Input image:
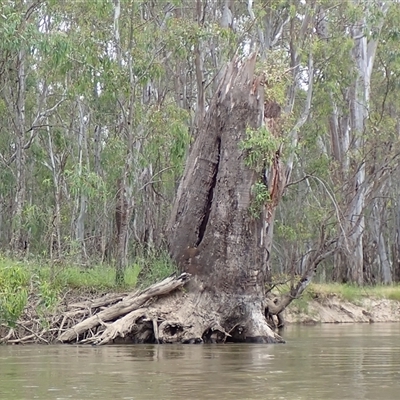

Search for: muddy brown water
xmin=1 ymin=323 xmax=399 ymax=400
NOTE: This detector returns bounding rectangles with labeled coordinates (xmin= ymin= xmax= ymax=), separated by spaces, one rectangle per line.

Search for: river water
xmin=1 ymin=323 xmax=399 ymax=400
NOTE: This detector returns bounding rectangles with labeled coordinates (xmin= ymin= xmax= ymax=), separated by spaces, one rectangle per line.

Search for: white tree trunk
xmin=74 ymin=99 xmax=88 ymax=260
xmin=332 ymin=4 xmax=388 ymax=284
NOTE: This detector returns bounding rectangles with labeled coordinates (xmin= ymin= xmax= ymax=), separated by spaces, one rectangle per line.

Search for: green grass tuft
xmin=48 ymin=264 xmax=141 ymax=290
xmin=135 ymin=250 xmax=178 ymax=288
xmin=0 ymin=258 xmax=30 ymax=327
xmin=307 ymin=282 xmax=400 ymax=302
xmin=0 ymin=252 xmax=178 ymax=327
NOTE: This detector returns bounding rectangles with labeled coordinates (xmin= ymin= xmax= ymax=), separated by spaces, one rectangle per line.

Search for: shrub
xmin=0 ymin=263 xmax=29 ymax=327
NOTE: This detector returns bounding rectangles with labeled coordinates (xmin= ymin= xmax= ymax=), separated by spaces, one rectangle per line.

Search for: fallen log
xmin=58 ymin=272 xmax=190 ymax=343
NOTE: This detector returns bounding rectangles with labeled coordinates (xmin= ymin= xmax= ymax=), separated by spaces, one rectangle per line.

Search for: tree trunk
xmin=45 ymin=125 xmax=62 ymax=261
xmin=167 ymin=55 xmax=282 ymax=343
xmin=370 ymin=200 xmax=392 ymax=284
xmin=331 ymin=5 xmax=388 ymax=285
xmin=393 ymin=199 xmax=400 ymax=283
xmin=10 ymin=48 xmax=27 ymax=254
xmin=115 ymin=175 xmax=131 ymax=285
xmin=74 ymin=99 xmax=88 ymax=261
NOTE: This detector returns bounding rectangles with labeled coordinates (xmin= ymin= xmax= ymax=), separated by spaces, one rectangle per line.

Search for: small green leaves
xmin=0 ymin=265 xmax=29 ymax=327
xmin=240 ymin=126 xmax=280 ymax=172
xmin=249 ymin=181 xmax=270 ymax=218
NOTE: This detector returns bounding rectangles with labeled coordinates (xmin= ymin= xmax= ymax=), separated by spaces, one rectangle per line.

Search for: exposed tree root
xmin=58 ymin=272 xmax=191 ymax=343
xmin=76 ymin=280 xmax=284 ymax=345
xmin=0 ymin=327 xmax=15 ymax=344
xmin=1 ymin=272 xmax=287 ymax=345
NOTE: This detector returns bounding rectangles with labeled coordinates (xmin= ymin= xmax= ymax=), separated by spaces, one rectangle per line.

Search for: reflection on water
xmin=0 ymin=323 xmax=399 ymax=400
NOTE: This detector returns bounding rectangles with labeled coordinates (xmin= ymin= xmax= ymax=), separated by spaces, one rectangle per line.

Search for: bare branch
xmin=2 ymin=99 xmax=65 ymax=166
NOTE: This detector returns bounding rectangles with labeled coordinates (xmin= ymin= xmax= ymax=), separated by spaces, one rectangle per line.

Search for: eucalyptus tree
xmin=367 ymin=3 xmax=400 ymax=284
xmin=0 ymin=0 xmax=192 ymax=272
xmin=273 ymin=1 xmax=399 ymax=285
xmin=166 ymin=0 xmax=339 ymax=335
xmin=327 ymin=1 xmax=390 ymax=285
xmin=0 ymin=1 xmax=67 ymax=254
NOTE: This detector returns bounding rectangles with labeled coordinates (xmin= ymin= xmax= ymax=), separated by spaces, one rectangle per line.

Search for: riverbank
xmin=2 ymin=258 xmax=400 ymax=343
xmin=286 ymin=284 xmax=400 ymax=324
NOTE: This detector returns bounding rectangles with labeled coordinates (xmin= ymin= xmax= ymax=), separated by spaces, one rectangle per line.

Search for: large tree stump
xmin=166 ymin=54 xmax=282 ymax=343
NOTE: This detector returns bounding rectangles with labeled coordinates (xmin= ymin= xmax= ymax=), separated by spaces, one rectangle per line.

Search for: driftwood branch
xmin=266 ymin=229 xmax=338 ymax=318
xmin=58 ymin=273 xmax=190 ymax=343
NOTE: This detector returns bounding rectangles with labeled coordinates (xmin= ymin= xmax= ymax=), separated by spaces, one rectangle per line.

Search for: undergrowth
xmin=2 ymin=253 xmax=400 ymax=329
xmin=268 ymin=278 xmax=400 ymax=314
xmin=303 ymin=282 xmax=400 ymax=303
xmin=0 ymin=252 xmax=177 ymax=328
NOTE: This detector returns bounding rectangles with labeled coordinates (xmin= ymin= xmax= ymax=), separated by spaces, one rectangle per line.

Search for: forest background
xmin=2 ymin=0 xmax=400 ymax=327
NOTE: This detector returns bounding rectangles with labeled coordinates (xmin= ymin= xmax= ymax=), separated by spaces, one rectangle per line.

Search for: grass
xmin=0 ymin=260 xmax=29 ymax=326
xmin=291 ymin=295 xmax=310 ymax=314
xmin=268 ymin=277 xmax=400 ymax=314
xmin=0 ymin=250 xmax=177 ymax=292
xmin=0 ymin=252 xmax=178 ymax=328
xmin=307 ymin=282 xmax=400 ymax=302
xmin=280 ymin=281 xmax=400 ymax=317
xmin=43 ymin=264 xmax=142 ymax=291
xmin=2 ymin=253 xmax=400 ymax=328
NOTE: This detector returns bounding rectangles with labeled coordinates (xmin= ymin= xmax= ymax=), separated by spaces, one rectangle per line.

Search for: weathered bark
xmin=58 ymin=273 xmax=190 ymax=343
xmin=393 ymin=199 xmax=400 ymax=283
xmin=115 ymin=175 xmax=132 ymax=284
xmin=10 ymin=48 xmax=27 ymax=253
xmin=113 ymin=0 xmax=134 ymax=283
xmin=166 ymin=54 xmax=283 ymax=343
xmin=370 ymin=200 xmax=392 ymax=284
xmin=44 ymin=124 xmax=63 ymax=260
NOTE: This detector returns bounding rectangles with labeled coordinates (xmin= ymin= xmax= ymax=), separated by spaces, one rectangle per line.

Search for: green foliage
xmin=249 ymin=181 xmax=270 ymax=218
xmin=51 ymin=264 xmax=140 ymax=290
xmin=276 ymin=223 xmax=300 ymax=242
xmin=291 ymin=296 xmax=310 ymax=315
xmin=65 ymin=167 xmax=108 ymax=199
xmin=0 ymin=253 xmax=177 ymax=321
xmin=258 ymin=50 xmax=292 ymax=105
xmin=339 ymin=285 xmax=364 ymax=303
xmin=0 ymin=261 xmax=29 ymax=327
xmin=136 ymin=251 xmax=178 ymax=288
xmin=38 ymin=280 xmax=60 ymax=309
xmin=387 ymin=290 xmax=400 ymax=301
xmin=0 ymin=252 xmax=170 ymax=330
xmin=307 ymin=283 xmax=400 ymax=303
xmin=143 ymin=103 xmax=191 ymax=180
xmin=240 ymin=126 xmax=280 ymax=171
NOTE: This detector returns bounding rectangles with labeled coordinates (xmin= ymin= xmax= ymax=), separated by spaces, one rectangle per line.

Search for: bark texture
xmin=167 ymin=54 xmax=282 ymax=343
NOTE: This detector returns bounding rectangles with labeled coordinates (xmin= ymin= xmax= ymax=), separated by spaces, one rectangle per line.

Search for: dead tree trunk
xmin=166 ymin=54 xmax=282 ymax=343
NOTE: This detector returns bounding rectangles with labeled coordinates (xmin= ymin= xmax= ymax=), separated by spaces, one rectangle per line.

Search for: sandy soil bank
xmin=285 ymin=296 xmax=400 ymax=324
